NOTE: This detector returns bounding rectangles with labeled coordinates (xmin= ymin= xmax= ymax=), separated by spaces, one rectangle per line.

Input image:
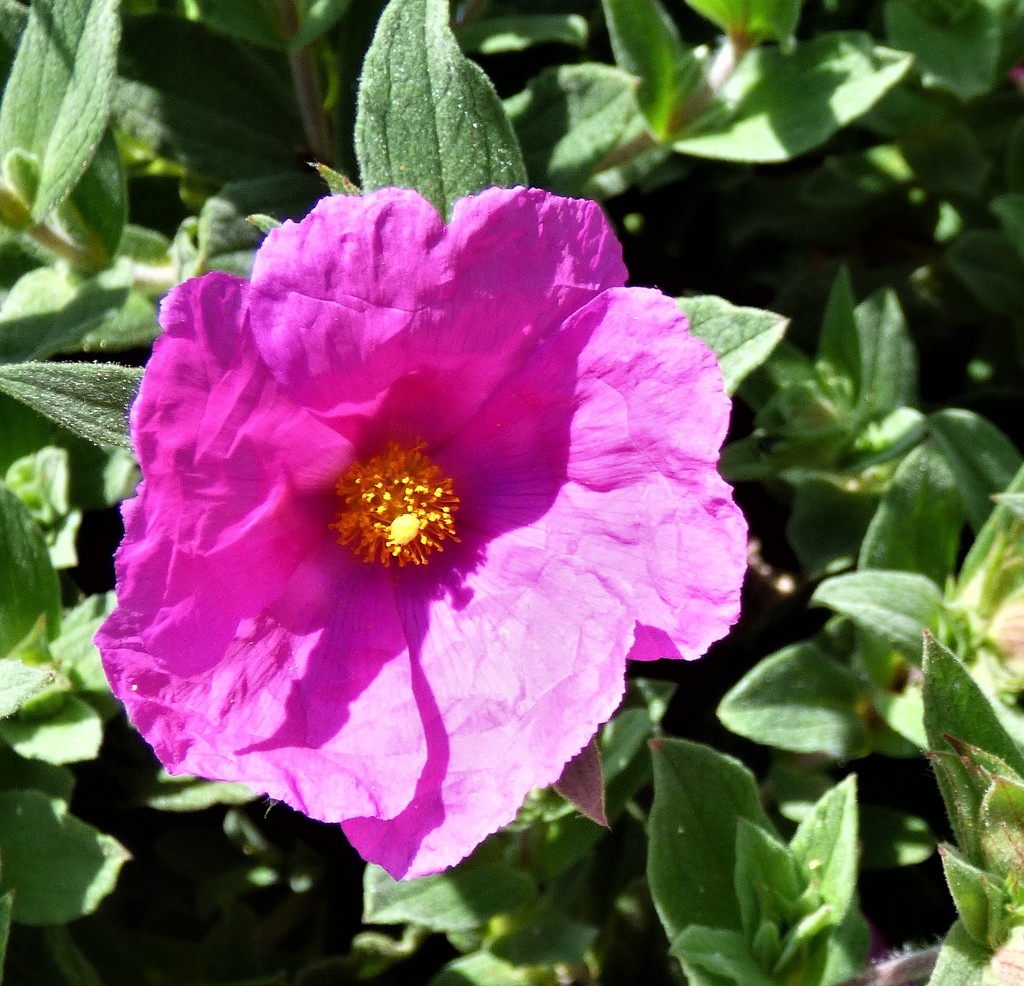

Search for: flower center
xmin=330 ymin=442 xmax=460 ymax=567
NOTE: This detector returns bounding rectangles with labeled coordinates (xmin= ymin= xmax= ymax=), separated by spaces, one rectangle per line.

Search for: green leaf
xmin=846 ymin=287 xmax=917 ymax=423
xmin=355 ymin=0 xmax=526 ymax=218
xmin=363 ymin=863 xmax=536 ymax=932
xmin=957 ymin=461 xmax=1024 ymax=607
xmin=929 ymin=409 xmax=1023 ymax=532
xmin=995 ymin=492 xmax=1024 ymax=521
xmin=427 ymin=952 xmax=532 ymax=986
xmin=929 ymin=745 xmax=1004 ymax=863
xmin=0 ymin=263 xmax=133 ymax=362
xmin=58 ymin=128 xmax=126 ymax=268
xmin=114 ymin=14 xmax=305 ymax=182
xmin=884 ymin=0 xmax=1000 ymax=101
xmin=0 ymin=789 xmax=129 ymax=925
xmin=939 ymin=844 xmax=1002 ymax=945
xmin=0 ymin=659 xmax=55 ymax=719
xmin=489 ymin=911 xmax=597 ymax=966
xmin=671 ymin=926 xmax=775 ymax=986
xmin=0 ymin=695 xmax=103 ymax=765
xmin=717 ymin=642 xmax=868 ymax=758
xmin=790 ymin=776 xmax=858 ymax=921
xmin=0 ymin=0 xmax=25 ymax=79
xmin=602 ymin=0 xmax=696 ymax=138
xmin=0 ymin=362 xmax=139 ymax=452
xmin=811 ymin=570 xmax=944 ymax=659
xmin=683 ymin=0 xmax=805 ymax=43
xmin=734 ymin=818 xmax=801 ymax=941
xmin=680 ymin=295 xmax=788 ymax=396
xmin=142 ymin=772 xmax=256 ymax=812
xmin=787 ymin=476 xmax=882 ymax=577
xmin=49 ymin=593 xmax=117 ymax=719
xmin=458 ymin=14 xmax=588 ymax=55
xmin=923 ymin=635 xmax=1024 ymax=777
xmin=0 ymin=891 xmax=11 ymax=974
xmin=506 ymin=64 xmax=649 ymax=198
xmin=860 ymin=443 xmax=964 ymax=584
xmin=186 ymin=0 xmax=286 ymax=48
xmin=648 ymin=737 xmax=774 ymax=939
xmin=191 ymin=171 xmax=324 ymax=278
xmin=290 ymin=0 xmax=353 ymax=51
xmin=0 ymin=0 xmax=119 ymax=218
xmin=0 ymin=746 xmax=74 ymax=801
xmin=816 ymin=267 xmax=859 ymax=389
xmin=946 ymin=229 xmax=1024 ymax=317
xmin=0 ymin=484 xmax=59 ymax=656
xmin=928 ymin=920 xmax=989 ymax=986
xmin=978 ymin=773 xmax=1024 ymax=876
xmin=673 ymin=33 xmax=911 ymax=163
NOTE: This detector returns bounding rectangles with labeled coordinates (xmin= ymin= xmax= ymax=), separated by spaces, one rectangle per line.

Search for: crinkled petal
xmin=559 ymin=287 xmax=747 ymax=659
xmin=96 ymin=272 xmax=427 ymax=821
xmin=247 ymin=186 xmax=627 ymax=448
xmin=343 ymin=527 xmax=633 ymax=878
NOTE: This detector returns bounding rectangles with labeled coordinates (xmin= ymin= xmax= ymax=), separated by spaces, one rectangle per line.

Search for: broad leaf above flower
xmin=95 ymin=185 xmax=746 ymax=878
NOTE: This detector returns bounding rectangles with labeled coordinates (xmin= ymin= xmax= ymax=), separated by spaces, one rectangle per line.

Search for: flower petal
xmin=343 ymin=529 xmax=633 ymax=878
xmin=247 ymin=187 xmax=627 ymax=448
xmin=97 ymin=273 xmax=427 ymax=821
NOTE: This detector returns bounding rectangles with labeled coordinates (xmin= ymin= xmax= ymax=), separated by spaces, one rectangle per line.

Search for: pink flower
xmin=96 ymin=186 xmax=746 ymax=879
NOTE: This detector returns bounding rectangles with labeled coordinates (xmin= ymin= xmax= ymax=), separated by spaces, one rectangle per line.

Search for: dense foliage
xmin=1 ymin=0 xmax=1024 ymax=983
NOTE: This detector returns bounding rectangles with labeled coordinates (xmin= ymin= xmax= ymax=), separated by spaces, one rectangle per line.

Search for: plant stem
xmin=27 ymin=220 xmax=102 ymax=271
xmin=278 ymin=0 xmax=335 ymax=165
xmin=838 ymin=944 xmax=943 ymax=986
xmin=678 ymin=29 xmax=753 ymax=129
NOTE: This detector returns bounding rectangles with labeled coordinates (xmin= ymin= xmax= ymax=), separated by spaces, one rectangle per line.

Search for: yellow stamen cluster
xmin=331 ymin=442 xmax=460 ymax=567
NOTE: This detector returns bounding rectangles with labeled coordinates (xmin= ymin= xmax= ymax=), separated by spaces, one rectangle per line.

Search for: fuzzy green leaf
xmin=0 ymin=484 xmax=59 ymax=657
xmin=0 ymin=789 xmax=129 ymax=925
xmin=811 ymin=570 xmax=943 ymax=660
xmin=929 ymin=409 xmax=1023 ymax=532
xmin=0 ymin=362 xmax=140 ymax=451
xmin=673 ymin=33 xmax=910 ymax=163
xmin=718 ymin=642 xmax=868 ymax=758
xmin=355 ymin=0 xmax=526 ymax=217
xmin=648 ymin=737 xmax=774 ymax=938
xmin=923 ymin=636 xmax=1024 ymax=779
xmin=681 ymin=295 xmax=788 ymax=396
xmin=0 ymin=0 xmax=119 ymax=218
xmin=363 ymin=863 xmax=537 ymax=932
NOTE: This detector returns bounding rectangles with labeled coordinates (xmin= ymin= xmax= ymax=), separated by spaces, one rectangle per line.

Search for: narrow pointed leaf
xmin=923 ymin=635 xmax=1024 ymax=778
xmin=0 ymin=362 xmax=140 ymax=451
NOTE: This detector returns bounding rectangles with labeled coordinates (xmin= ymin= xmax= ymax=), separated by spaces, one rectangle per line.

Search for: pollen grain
xmin=331 ymin=442 xmax=460 ymax=567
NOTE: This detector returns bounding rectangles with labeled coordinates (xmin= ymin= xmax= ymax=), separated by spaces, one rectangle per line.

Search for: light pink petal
xmin=247 ymin=187 xmax=627 ymax=448
xmin=343 ymin=528 xmax=633 ymax=878
xmin=435 ymin=285 xmax=744 ymax=662
xmin=561 ymin=288 xmax=748 ymax=658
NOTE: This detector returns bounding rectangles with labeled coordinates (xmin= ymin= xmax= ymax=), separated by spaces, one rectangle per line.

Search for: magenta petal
xmin=247 ymin=187 xmax=628 ymax=447
xmin=97 ymin=273 xmax=425 ymax=821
